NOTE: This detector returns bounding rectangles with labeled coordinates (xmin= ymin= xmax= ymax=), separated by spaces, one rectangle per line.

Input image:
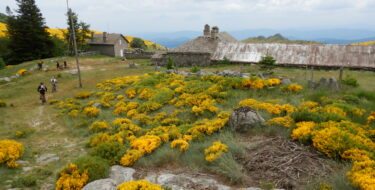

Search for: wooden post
xmin=66 ymin=0 xmax=82 ymax=88
xmin=339 ymin=66 xmax=344 ymax=89
xmin=310 ymin=66 xmax=314 ymax=82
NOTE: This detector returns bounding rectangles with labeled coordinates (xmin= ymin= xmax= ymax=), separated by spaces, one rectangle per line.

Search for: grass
xmin=0 ymin=57 xmax=374 ymax=189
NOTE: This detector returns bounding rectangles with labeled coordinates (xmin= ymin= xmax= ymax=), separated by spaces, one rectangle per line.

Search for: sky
xmin=1 ymin=0 xmax=375 ymax=35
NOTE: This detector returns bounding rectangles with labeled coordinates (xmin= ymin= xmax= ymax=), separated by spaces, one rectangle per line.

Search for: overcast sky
xmin=1 ymin=0 xmax=375 ymax=35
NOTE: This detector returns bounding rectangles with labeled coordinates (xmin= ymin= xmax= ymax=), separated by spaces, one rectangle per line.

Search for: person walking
xmin=63 ymin=61 xmax=68 ymax=69
xmin=37 ymin=61 xmax=43 ymax=70
xmin=50 ymin=76 xmax=58 ymax=93
xmin=56 ymin=61 xmax=61 ymax=70
xmin=37 ymin=82 xmax=48 ymax=104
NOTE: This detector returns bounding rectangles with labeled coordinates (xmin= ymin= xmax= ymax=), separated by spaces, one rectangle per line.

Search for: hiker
xmin=63 ymin=61 xmax=68 ymax=69
xmin=56 ymin=61 xmax=61 ymax=70
xmin=37 ymin=82 xmax=48 ymax=104
xmin=37 ymin=61 xmax=43 ymax=70
xmin=50 ymin=76 xmax=58 ymax=93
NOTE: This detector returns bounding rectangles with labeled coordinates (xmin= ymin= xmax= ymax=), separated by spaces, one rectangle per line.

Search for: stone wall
xmin=152 ymin=52 xmax=211 ymax=67
xmin=89 ymin=45 xmax=115 ymax=57
xmin=124 ymin=52 xmax=155 ymax=59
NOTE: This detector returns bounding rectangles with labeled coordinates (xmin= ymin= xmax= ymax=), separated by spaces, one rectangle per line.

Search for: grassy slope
xmin=0 ymin=56 xmax=153 ymax=189
xmin=0 ymin=58 xmax=374 ymax=189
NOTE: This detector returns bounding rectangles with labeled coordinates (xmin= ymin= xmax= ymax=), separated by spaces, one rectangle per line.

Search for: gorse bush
xmin=73 ymin=155 xmax=110 ymax=182
xmin=90 ymin=142 xmax=127 ymax=165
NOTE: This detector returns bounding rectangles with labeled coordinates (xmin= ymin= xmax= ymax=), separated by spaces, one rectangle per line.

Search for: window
xmin=119 ymin=39 xmax=122 ymax=45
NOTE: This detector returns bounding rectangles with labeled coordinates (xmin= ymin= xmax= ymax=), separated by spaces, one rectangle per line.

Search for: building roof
xmin=88 ymin=33 xmax=128 ymax=45
xmin=211 ymin=42 xmax=375 ymax=69
xmin=171 ymin=32 xmax=238 ymax=54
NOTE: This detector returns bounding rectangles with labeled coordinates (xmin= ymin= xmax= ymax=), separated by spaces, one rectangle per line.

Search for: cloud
xmin=0 ymin=0 xmax=374 ymax=33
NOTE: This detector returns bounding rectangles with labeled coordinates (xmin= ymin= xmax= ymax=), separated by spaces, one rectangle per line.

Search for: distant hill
xmin=243 ymin=34 xmax=320 ymax=44
xmin=351 ymin=40 xmax=375 ymax=46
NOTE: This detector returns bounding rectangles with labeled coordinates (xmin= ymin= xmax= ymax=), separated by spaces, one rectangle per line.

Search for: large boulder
xmin=109 ymin=166 xmax=135 ymax=185
xmin=229 ymin=107 xmax=265 ymax=132
xmin=82 ymin=179 xmax=116 ymax=190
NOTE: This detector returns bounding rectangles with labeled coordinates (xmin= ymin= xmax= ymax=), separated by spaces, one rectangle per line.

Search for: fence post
xmin=339 ymin=66 xmax=344 ymax=89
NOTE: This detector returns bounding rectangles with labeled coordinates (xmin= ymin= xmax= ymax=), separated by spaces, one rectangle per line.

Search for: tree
xmin=0 ymin=57 xmax=5 ymax=70
xmin=258 ymin=55 xmax=276 ymax=71
xmin=6 ymin=0 xmax=55 ymax=64
xmin=65 ymin=9 xmax=91 ymax=55
xmin=130 ymin=38 xmax=147 ymax=50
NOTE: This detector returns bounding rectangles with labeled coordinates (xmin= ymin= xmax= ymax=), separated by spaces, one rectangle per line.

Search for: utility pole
xmin=66 ymin=0 xmax=82 ymax=88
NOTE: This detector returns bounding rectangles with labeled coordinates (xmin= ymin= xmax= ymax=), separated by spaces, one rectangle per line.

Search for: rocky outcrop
xmin=229 ymin=107 xmax=265 ymax=132
xmin=82 ymin=166 xmax=283 ymax=190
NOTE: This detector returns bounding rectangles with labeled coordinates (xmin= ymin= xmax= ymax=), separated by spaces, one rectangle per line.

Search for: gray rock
xmin=156 ymin=173 xmax=219 ymax=190
xmin=16 ymin=160 xmax=30 ymax=166
xmin=93 ymin=102 xmax=102 ymax=108
xmin=82 ymin=179 xmax=116 ymax=190
xmin=0 ymin=77 xmax=11 ymax=82
xmin=36 ymin=153 xmax=59 ymax=165
xmin=109 ymin=166 xmax=135 ymax=185
xmin=229 ymin=107 xmax=265 ymax=132
xmin=281 ymin=78 xmax=292 ymax=85
xmin=218 ymin=70 xmax=241 ymax=77
xmin=319 ymin=77 xmax=329 ymax=87
xmin=70 ymin=70 xmax=78 ymax=75
xmin=128 ymin=63 xmax=138 ymax=68
xmin=241 ymin=73 xmax=250 ymax=78
xmin=328 ymin=77 xmax=339 ymax=91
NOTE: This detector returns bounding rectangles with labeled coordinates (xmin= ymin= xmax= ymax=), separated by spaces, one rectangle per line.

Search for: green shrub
xmin=166 ymin=57 xmax=174 ymax=70
xmin=0 ymin=100 xmax=6 ymax=107
xmin=356 ymin=90 xmax=375 ymax=102
xmin=258 ymin=55 xmax=276 ymax=70
xmin=150 ymin=88 xmax=175 ymax=104
xmin=342 ymin=95 xmax=360 ymax=104
xmin=291 ymin=110 xmax=345 ymax=123
xmin=218 ymin=57 xmax=230 ymax=65
xmin=341 ymin=76 xmax=359 ymax=87
xmin=190 ymin=66 xmax=200 ymax=73
xmin=130 ymin=38 xmax=147 ymax=50
xmin=74 ymin=155 xmax=110 ymax=182
xmin=90 ymin=142 xmax=127 ymax=165
xmin=14 ymin=128 xmax=35 ymax=139
xmin=0 ymin=57 xmax=5 ymax=70
xmin=11 ymin=175 xmax=37 ymax=188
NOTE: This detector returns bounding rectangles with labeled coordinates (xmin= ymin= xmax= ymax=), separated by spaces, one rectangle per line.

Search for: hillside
xmin=352 ymin=40 xmax=375 ymax=46
xmin=0 ymin=22 xmax=166 ymax=50
xmin=242 ymin=34 xmax=321 ymax=44
xmin=0 ymin=56 xmax=374 ymax=189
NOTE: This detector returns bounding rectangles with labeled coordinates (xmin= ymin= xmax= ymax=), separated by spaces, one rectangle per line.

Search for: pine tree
xmin=6 ymin=0 xmax=55 ymax=64
xmin=65 ymin=9 xmax=90 ymax=55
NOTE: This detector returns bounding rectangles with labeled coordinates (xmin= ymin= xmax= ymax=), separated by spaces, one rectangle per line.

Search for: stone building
xmin=88 ymin=32 xmax=129 ymax=57
xmin=152 ymin=25 xmax=237 ymax=67
xmin=153 ymin=25 xmax=375 ymax=70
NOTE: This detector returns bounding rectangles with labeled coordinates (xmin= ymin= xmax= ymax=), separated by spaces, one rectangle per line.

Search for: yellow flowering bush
xmin=75 ymin=91 xmax=92 ymax=99
xmin=56 ymin=163 xmax=89 ymax=190
xmin=171 ymin=139 xmax=189 ymax=152
xmin=204 ymin=141 xmax=228 ymax=162
xmin=126 ymin=88 xmax=137 ymax=99
xmin=68 ymin=110 xmax=80 ymax=118
xmin=117 ymin=180 xmax=163 ymax=190
xmin=83 ymin=106 xmax=100 ymax=117
xmin=291 ymin=121 xmax=316 ymax=141
xmin=267 ymin=116 xmax=294 ymax=128
xmin=282 ymin=84 xmax=303 ymax=93
xmin=239 ymin=99 xmax=296 ymax=115
xmin=347 ymin=158 xmax=375 ymax=190
xmin=130 ymin=135 xmax=162 ymax=154
xmin=187 ymin=112 xmax=230 ymax=139
xmin=120 ymin=149 xmax=144 ymax=166
xmin=0 ymin=139 xmax=24 ymax=168
xmin=17 ymin=69 xmax=27 ymax=76
xmin=367 ymin=112 xmax=375 ymax=124
xmin=89 ymin=121 xmax=111 ymax=132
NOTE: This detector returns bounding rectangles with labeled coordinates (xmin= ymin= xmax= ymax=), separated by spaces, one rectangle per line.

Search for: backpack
xmin=39 ymin=85 xmax=46 ymax=93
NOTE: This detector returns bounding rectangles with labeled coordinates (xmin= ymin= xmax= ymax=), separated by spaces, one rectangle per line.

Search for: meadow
xmin=0 ymin=56 xmax=374 ymax=190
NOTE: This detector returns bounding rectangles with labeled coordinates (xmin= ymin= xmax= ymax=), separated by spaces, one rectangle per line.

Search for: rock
xmin=318 ymin=77 xmax=329 ymax=87
xmin=281 ymin=78 xmax=292 ymax=85
xmin=22 ymin=166 xmax=33 ymax=172
xmin=229 ymin=107 xmax=265 ymax=132
xmin=241 ymin=73 xmax=250 ymax=78
xmin=166 ymin=69 xmax=175 ymax=74
xmin=69 ymin=70 xmax=78 ymax=75
xmin=36 ymin=153 xmax=59 ymax=165
xmin=93 ymin=103 xmax=102 ymax=108
xmin=16 ymin=160 xmax=30 ymax=166
xmin=128 ymin=63 xmax=138 ymax=68
xmin=328 ymin=77 xmax=339 ymax=91
xmin=178 ymin=71 xmax=191 ymax=76
xmin=218 ymin=70 xmax=241 ymax=77
xmin=257 ymin=73 xmax=265 ymax=79
xmin=109 ymin=166 xmax=135 ymax=185
xmin=82 ymin=179 xmax=116 ymax=190
xmin=156 ymin=173 xmax=220 ymax=190
xmin=0 ymin=77 xmax=11 ymax=82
